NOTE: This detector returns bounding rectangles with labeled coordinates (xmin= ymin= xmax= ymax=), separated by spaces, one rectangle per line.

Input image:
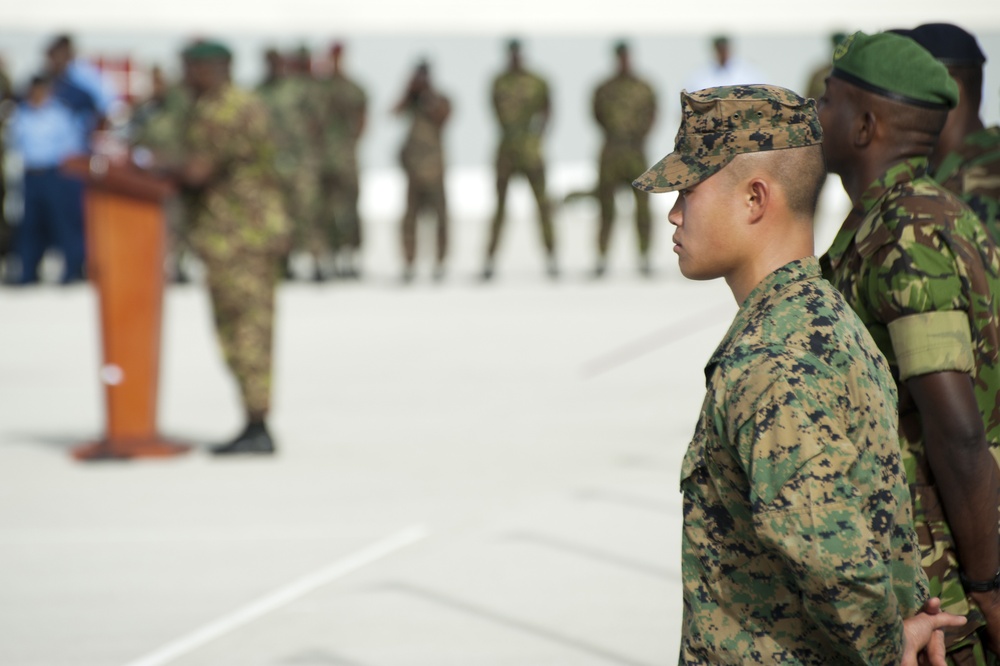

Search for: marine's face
xmin=816 ymin=77 xmax=855 ymax=176
xmin=666 ymin=166 xmax=744 ymax=282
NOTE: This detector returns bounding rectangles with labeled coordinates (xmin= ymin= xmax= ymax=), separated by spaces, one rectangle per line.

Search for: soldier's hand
xmin=902 ymin=597 xmax=967 ymax=666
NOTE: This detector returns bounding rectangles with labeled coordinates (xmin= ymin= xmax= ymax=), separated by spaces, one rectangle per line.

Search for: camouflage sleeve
xmin=876 ymin=220 xmax=969 ymax=317
xmin=732 ymin=370 xmax=905 ymax=664
xmin=888 ymin=311 xmax=975 ymax=380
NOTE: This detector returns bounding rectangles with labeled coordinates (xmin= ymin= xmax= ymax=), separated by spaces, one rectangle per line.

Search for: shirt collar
xmin=823 ymin=157 xmax=928 ymax=271
xmin=704 ymin=256 xmax=821 ymax=385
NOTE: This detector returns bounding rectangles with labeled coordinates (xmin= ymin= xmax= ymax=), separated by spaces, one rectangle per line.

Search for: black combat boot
xmin=210 ymin=420 xmax=275 ymax=455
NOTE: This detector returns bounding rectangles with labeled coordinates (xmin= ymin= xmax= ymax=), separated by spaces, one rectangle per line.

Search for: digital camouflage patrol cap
xmin=632 ymin=85 xmax=822 ymax=193
xmin=830 ymin=31 xmax=958 ymax=109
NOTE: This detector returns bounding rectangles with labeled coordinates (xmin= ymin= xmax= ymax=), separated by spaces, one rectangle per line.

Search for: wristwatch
xmin=960 ymin=567 xmax=1000 ymax=593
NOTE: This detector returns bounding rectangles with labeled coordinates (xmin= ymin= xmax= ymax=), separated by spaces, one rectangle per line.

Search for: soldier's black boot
xmin=211 ymin=420 xmax=275 ymax=455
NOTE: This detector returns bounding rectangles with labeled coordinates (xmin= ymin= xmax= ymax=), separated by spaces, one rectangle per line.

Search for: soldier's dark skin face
xmin=816 ymin=77 xmax=856 ymax=177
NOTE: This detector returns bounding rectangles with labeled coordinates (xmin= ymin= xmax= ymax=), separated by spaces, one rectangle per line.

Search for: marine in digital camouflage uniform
xmin=394 ymin=61 xmax=451 ymax=282
xmin=317 ymin=42 xmax=367 ymax=278
xmin=483 ymin=39 xmax=556 ymax=280
xmin=257 ymin=47 xmax=324 ymax=281
xmin=891 ymin=24 xmax=1000 ymax=245
xmin=634 ymin=83 xmax=960 ymax=664
xmin=167 ymin=41 xmax=290 ymax=454
xmin=818 ymin=31 xmax=1000 ymax=664
xmin=592 ymin=41 xmax=656 ymax=277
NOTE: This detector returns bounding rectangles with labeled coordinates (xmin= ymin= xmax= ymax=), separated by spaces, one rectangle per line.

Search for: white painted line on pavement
xmin=122 ymin=524 xmax=429 ymax=666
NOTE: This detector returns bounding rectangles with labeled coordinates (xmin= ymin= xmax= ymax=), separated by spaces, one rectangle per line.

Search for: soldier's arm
xmin=539 ymin=81 xmax=551 ymax=132
xmin=879 ymin=225 xmax=1000 ymax=653
xmin=354 ymin=94 xmax=367 ymax=139
xmin=907 ymin=369 xmax=1000 ymax=651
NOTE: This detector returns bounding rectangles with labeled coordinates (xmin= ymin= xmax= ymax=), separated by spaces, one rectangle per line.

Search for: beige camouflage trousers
xmin=205 ymin=252 xmax=279 ymax=417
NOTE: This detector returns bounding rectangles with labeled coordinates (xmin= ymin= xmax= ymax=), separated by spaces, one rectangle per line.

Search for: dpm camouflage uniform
xmin=934 ymin=126 xmax=1000 ymax=245
xmin=821 ymin=157 xmax=1000 ymax=665
xmin=593 ymin=71 xmax=655 ymax=260
xmin=317 ymin=73 xmax=366 ymax=253
xmin=487 ymin=69 xmax=554 ymax=258
xmin=257 ymin=73 xmax=323 ymax=258
xmin=682 ymin=257 xmax=926 ymax=664
xmin=184 ymin=83 xmax=290 ymax=417
xmin=399 ymin=89 xmax=450 ymax=265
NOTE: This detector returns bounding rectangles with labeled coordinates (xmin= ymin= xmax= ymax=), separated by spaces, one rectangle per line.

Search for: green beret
xmin=182 ymin=40 xmax=232 ymax=62
xmin=831 ymin=31 xmax=958 ymax=109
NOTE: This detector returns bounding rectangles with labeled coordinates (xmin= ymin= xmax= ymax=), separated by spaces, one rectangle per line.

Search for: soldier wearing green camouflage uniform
xmin=258 ymin=47 xmax=324 ymax=281
xmin=130 ymin=66 xmax=193 ymax=282
xmin=165 ymin=41 xmax=290 ymax=454
xmin=891 ymin=24 xmax=1000 ymax=245
xmin=634 ymin=84 xmax=963 ymax=664
xmin=317 ymin=42 xmax=367 ymax=279
xmin=483 ymin=39 xmax=555 ymax=280
xmin=394 ymin=61 xmax=451 ymax=282
xmin=592 ymin=41 xmax=656 ymax=277
xmin=818 ymin=32 xmax=1000 ymax=664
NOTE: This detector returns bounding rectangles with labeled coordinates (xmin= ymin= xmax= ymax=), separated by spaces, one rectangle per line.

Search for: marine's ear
xmin=745 ymin=176 xmax=769 ymax=225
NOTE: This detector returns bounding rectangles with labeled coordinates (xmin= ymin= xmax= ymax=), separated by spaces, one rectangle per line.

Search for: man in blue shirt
xmin=7 ymin=76 xmax=86 ymax=284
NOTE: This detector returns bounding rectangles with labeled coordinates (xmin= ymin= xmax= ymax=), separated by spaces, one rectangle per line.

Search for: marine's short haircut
xmin=724 ymin=144 xmax=827 ymax=219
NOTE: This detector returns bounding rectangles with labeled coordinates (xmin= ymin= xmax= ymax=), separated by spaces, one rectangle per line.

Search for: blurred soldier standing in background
xmin=258 ymin=46 xmax=324 ymax=281
xmin=156 ymin=40 xmax=289 ymax=454
xmin=893 ymin=23 xmax=1000 ymax=244
xmin=804 ymin=32 xmax=847 ymax=102
xmin=317 ymin=42 xmax=367 ymax=279
xmin=394 ymin=60 xmax=451 ymax=283
xmin=129 ymin=64 xmax=194 ymax=283
xmin=483 ymin=39 xmax=556 ymax=281
xmin=591 ymin=41 xmax=656 ymax=277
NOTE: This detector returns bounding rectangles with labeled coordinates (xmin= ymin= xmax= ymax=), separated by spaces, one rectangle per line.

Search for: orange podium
xmin=63 ymin=156 xmax=189 ymax=461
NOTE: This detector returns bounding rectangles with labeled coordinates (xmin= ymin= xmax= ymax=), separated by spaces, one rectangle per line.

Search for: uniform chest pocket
xmin=680 ymin=414 xmax=710 ymax=489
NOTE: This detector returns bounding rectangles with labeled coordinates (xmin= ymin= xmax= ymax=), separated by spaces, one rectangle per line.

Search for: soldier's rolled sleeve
xmin=739 ymin=377 xmax=904 ymax=664
xmin=888 ymin=311 xmax=975 ymax=380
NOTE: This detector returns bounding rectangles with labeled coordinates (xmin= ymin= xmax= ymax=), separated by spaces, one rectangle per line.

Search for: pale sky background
xmin=5 ymin=0 xmax=1000 ymax=34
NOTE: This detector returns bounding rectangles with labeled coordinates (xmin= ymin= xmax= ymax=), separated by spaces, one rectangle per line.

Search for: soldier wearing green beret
xmin=818 ymin=30 xmax=1000 ymax=664
xmin=634 ymin=83 xmax=964 ymax=664
xmin=892 ymin=23 xmax=1000 ymax=246
xmin=591 ymin=41 xmax=656 ymax=277
xmin=482 ymin=39 xmax=556 ymax=281
xmin=157 ymin=40 xmax=290 ymax=454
